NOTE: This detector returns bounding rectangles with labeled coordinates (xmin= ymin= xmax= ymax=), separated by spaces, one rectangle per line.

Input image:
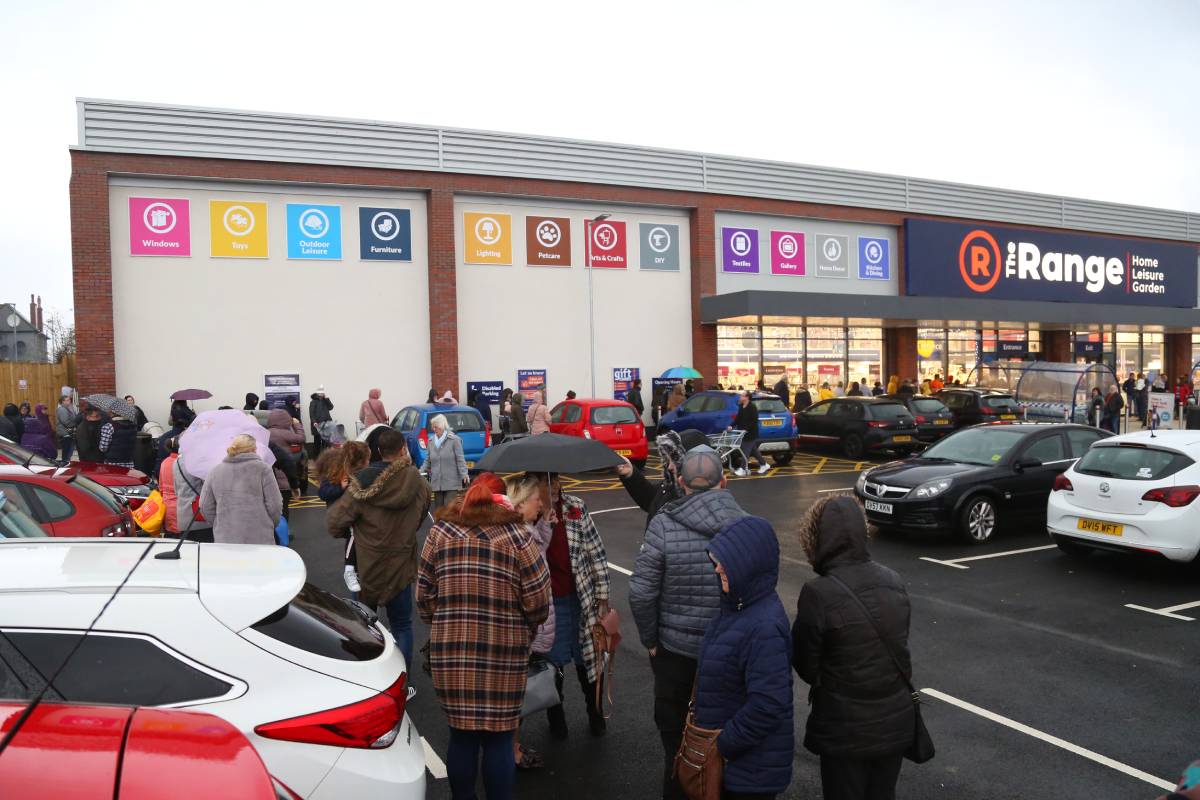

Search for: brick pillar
xmin=427 ymin=188 xmax=459 ymax=396
xmin=70 ymin=155 xmax=116 ymax=395
xmin=1042 ymin=330 xmax=1071 ymax=362
xmin=1166 ymin=332 xmax=1192 ymax=385
xmin=886 ymin=327 xmax=917 ymax=383
xmin=690 ymin=202 xmax=717 ymax=390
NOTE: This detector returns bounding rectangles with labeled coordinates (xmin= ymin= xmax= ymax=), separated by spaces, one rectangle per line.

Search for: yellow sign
xmin=210 ymin=200 xmax=269 ymax=258
xmin=463 ymin=212 xmax=512 ymax=265
xmin=916 ymin=338 xmax=937 ymax=358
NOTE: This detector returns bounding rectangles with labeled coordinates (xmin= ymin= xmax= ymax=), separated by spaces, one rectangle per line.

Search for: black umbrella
xmin=475 ymin=433 xmax=623 ymax=474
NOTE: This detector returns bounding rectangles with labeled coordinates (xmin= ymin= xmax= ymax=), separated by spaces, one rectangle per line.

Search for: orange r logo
xmin=958 ymin=230 xmax=1001 ymax=293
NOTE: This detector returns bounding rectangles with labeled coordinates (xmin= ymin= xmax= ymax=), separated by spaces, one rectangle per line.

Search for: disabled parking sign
xmin=359 ymin=207 xmax=412 ymax=261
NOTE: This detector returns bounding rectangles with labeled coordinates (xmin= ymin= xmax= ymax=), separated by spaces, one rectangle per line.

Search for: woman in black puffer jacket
xmin=792 ymin=495 xmax=915 ymax=800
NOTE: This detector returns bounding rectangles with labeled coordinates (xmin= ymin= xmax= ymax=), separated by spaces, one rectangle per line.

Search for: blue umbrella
xmin=660 ymin=367 xmax=703 ymax=379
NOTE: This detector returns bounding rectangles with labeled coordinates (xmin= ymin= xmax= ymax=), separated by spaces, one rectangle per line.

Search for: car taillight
xmin=1141 ymin=485 xmax=1200 ymax=507
xmin=255 ymin=672 xmax=407 ymax=749
xmin=484 ymin=426 xmax=491 ymax=447
xmin=418 ymin=429 xmax=428 ymax=450
xmin=914 ymin=415 xmax=927 ymax=423
xmin=980 ymin=406 xmax=996 ymax=415
xmin=1052 ymin=474 xmax=1073 ymax=492
xmin=867 ymin=421 xmax=887 ymax=428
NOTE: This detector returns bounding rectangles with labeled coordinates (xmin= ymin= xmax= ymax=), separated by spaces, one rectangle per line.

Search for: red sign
xmin=587 ymin=220 xmax=627 ymax=269
xmin=818 ymin=364 xmax=841 ymax=376
xmin=718 ymin=366 xmax=729 ymax=377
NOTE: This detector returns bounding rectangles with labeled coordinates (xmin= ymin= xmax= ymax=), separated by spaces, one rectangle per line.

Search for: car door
xmin=1010 ymin=431 xmax=1072 ymax=511
xmin=27 ymin=485 xmax=78 ymax=536
xmin=666 ymin=393 xmax=707 ymax=432
xmin=797 ymin=400 xmax=835 ymax=442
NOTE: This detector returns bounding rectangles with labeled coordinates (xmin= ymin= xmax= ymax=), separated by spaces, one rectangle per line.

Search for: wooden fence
xmin=3 ymin=356 xmax=77 ymax=411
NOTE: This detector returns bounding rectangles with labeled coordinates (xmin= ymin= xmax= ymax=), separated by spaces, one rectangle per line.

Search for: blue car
xmin=658 ymin=391 xmax=796 ymax=465
xmin=389 ymin=404 xmax=491 ymax=470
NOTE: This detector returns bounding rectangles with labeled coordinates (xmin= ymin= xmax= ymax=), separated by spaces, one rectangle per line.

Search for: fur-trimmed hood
xmin=434 ymin=499 xmax=523 ymax=528
xmin=348 ymin=459 xmax=422 ymax=509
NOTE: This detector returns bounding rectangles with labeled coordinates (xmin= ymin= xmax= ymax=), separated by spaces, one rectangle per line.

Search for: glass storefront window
xmin=917 ymin=328 xmax=944 ymax=382
xmin=947 ymin=328 xmax=979 ymax=386
xmin=847 ymin=327 xmax=883 ymax=393
xmin=1115 ymin=332 xmax=1139 ymax=381
xmin=1192 ymin=334 xmax=1200 ymax=369
xmin=806 ymin=326 xmax=845 ymax=392
xmin=1143 ymin=332 xmax=1164 ymax=377
xmin=762 ymin=326 xmax=803 ymax=395
xmin=718 ymin=325 xmax=760 ymax=390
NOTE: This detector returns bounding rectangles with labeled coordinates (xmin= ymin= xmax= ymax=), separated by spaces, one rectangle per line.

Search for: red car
xmin=0 ymin=702 xmax=298 ymax=799
xmin=0 ymin=436 xmax=151 ymax=509
xmin=0 ymin=464 xmax=134 ymax=537
xmin=549 ymin=398 xmax=649 ymax=468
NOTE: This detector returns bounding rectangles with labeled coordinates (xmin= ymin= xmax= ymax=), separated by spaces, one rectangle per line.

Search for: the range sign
xmin=905 ymin=219 xmax=1198 ymax=308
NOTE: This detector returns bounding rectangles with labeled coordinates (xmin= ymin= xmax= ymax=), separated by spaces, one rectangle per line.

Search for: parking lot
xmin=289 ymin=456 xmax=1198 ymax=799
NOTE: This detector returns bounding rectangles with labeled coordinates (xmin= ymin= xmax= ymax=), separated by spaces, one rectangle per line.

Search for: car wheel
xmin=958 ymin=495 xmax=997 ymax=543
xmin=842 ymin=434 xmax=865 ymax=460
xmin=1054 ymin=536 xmax=1092 ymax=557
xmin=630 ymin=459 xmax=647 ymax=471
xmin=771 ymin=450 xmax=794 ymax=466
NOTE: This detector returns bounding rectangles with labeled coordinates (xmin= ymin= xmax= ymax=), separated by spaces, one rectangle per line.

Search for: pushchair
xmin=707 ymin=430 xmax=747 ymax=473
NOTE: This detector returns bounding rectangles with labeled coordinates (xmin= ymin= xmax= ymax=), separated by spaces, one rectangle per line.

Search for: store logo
xmin=958 ymin=229 xmax=1138 ymax=295
xmin=730 ymin=230 xmax=753 ymax=257
xmin=647 ymin=226 xmax=671 ymax=253
xmin=223 ymin=205 xmax=256 ymax=237
xmin=777 ymin=234 xmax=799 ymax=258
xmin=593 ymin=223 xmax=618 ymax=251
xmin=822 ymin=237 xmax=842 ymax=261
xmin=536 ymin=220 xmax=562 ymax=247
xmin=143 ymin=202 xmax=177 ymax=234
xmin=371 ymin=211 xmax=401 ymax=241
xmin=475 ymin=216 xmax=503 ymax=245
xmin=863 ymin=239 xmax=884 ymax=265
xmin=299 ymin=208 xmax=330 ymax=238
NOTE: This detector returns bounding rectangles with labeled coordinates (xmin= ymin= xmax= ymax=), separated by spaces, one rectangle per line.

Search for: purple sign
xmin=771 ymin=230 xmax=805 ymax=276
xmin=722 ymin=227 xmax=759 ymax=273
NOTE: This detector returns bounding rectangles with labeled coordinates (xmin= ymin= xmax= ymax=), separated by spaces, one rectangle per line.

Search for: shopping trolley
xmin=707 ymin=430 xmax=747 ymax=473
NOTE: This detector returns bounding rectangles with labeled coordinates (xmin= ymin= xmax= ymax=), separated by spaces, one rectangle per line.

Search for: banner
xmin=467 ymin=381 xmax=504 ymax=405
xmin=613 ymin=367 xmax=640 ymax=401
xmin=517 ymin=369 xmax=547 ymax=410
xmin=1150 ymin=392 xmax=1175 ymax=427
xmin=210 ymin=200 xmax=268 ymax=258
xmin=651 ymin=377 xmax=683 ymax=410
xmin=129 ymin=197 xmax=190 ymax=256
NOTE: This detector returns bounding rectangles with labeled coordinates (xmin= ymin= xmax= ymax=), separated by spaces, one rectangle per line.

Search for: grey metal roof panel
xmin=76 ymin=99 xmax=1200 ymax=242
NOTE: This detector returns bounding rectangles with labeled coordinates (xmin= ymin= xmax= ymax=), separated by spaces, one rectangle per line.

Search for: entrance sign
xmin=287 ymin=204 xmax=342 ymax=260
xmin=526 ymin=216 xmax=572 ymax=266
xmin=770 ymin=231 xmax=804 ymax=276
xmin=210 ymin=200 xmax=268 ymax=258
xmin=464 ymin=212 xmax=513 ymax=265
xmin=815 ymin=234 xmax=849 ymax=278
xmin=857 ymin=237 xmax=890 ymax=280
xmin=588 ymin=220 xmax=628 ymax=269
xmin=905 ymin=219 xmax=1198 ymax=307
xmin=359 ymin=207 xmax=412 ymax=261
xmin=640 ymin=224 xmax=680 ymax=270
xmin=722 ymin=227 xmax=759 ymax=273
xmin=129 ymin=197 xmax=190 ymax=256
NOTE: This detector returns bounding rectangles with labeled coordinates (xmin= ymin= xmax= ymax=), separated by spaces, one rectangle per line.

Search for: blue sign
xmin=613 ymin=367 xmax=640 ymax=401
xmin=905 ymin=219 xmax=1197 ymax=308
xmin=993 ymin=340 xmax=1028 ymax=359
xmin=857 ymin=237 xmax=890 ymax=280
xmin=467 ymin=381 xmax=504 ymax=405
xmin=287 ymin=204 xmax=342 ymax=260
xmin=359 ymin=207 xmax=412 ymax=261
xmin=517 ymin=369 xmax=547 ymax=410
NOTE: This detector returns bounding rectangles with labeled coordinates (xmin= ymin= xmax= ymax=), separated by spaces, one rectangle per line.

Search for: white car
xmin=0 ymin=539 xmax=425 ymax=799
xmin=1047 ymin=430 xmax=1200 ymax=563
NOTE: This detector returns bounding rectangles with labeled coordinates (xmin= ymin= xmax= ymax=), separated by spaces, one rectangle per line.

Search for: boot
xmin=576 ymin=664 xmax=606 ymax=737
xmin=545 ymin=668 xmax=567 ymax=740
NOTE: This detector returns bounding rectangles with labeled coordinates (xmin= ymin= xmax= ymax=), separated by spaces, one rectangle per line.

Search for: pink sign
xmin=770 ymin=230 xmax=804 ymax=276
xmin=129 ymin=197 xmax=190 ymax=256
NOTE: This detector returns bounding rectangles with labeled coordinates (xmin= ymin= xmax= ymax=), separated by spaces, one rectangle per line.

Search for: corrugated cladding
xmin=78 ymin=99 xmax=1200 ymax=242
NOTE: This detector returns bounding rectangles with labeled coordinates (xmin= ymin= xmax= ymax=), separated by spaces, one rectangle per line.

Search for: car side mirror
xmin=1014 ymin=457 xmax=1041 ymax=471
xmin=676 ymin=408 xmax=688 ymax=416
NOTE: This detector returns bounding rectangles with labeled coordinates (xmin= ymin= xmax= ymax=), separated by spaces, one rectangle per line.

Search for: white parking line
xmin=1125 ymin=599 xmax=1200 ymax=622
xmin=591 ymin=505 xmax=641 ymax=515
xmin=817 ymin=487 xmax=855 ymax=493
xmin=607 ymin=561 xmax=633 ymax=576
xmin=421 ymin=736 xmax=447 ymax=780
xmin=920 ymin=544 xmax=1057 ymax=570
xmin=921 ymin=688 xmax=1174 ymax=792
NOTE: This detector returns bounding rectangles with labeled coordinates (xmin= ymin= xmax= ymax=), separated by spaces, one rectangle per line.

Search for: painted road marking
xmin=817 ymin=487 xmax=855 ymax=493
xmin=421 ymin=736 xmax=447 ymax=779
xmin=920 ymin=544 xmax=1057 ymax=570
xmin=922 ymin=688 xmax=1174 ymax=792
xmin=591 ymin=506 xmax=641 ymax=515
xmin=1125 ymin=599 xmax=1200 ymax=622
xmin=607 ymin=561 xmax=633 ymax=576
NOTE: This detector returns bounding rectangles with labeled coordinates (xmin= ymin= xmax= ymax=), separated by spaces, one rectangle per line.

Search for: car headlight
xmin=855 ymin=471 xmax=869 ymax=493
xmin=913 ymin=478 xmax=953 ymax=498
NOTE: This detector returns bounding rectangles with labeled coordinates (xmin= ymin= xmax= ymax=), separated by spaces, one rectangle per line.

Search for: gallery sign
xmin=640 ymin=224 xmax=679 ymax=270
xmin=905 ymin=219 xmax=1198 ymax=308
xmin=770 ymin=230 xmax=804 ymax=276
xmin=526 ymin=216 xmax=572 ymax=266
xmin=129 ymin=197 xmax=190 ymax=256
xmin=587 ymin=220 xmax=627 ymax=269
xmin=359 ymin=207 xmax=412 ymax=261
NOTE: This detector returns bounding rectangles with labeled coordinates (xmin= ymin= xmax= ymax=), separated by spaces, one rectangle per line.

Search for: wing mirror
xmin=1014 ymin=457 xmax=1042 ymax=472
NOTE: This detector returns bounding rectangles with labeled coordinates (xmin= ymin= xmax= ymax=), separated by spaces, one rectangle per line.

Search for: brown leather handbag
xmin=590 ymin=607 xmax=622 ymax=718
xmin=672 ymin=683 xmax=723 ymax=800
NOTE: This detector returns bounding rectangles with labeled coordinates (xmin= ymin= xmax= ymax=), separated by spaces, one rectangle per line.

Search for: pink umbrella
xmin=178 ymin=409 xmax=275 ymax=480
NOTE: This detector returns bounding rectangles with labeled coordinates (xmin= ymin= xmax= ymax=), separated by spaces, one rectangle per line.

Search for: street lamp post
xmin=586 ymin=213 xmax=610 ymax=397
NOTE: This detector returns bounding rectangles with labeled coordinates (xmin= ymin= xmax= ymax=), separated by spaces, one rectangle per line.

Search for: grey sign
xmin=815 ymin=234 xmax=849 ymax=278
xmin=639 ymin=223 xmax=680 ymax=270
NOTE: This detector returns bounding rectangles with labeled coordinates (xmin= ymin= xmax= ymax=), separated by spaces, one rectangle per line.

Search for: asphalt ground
xmin=288 ymin=451 xmax=1199 ymax=800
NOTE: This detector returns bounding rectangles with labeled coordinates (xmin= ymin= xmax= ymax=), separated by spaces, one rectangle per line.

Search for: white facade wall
xmin=454 ymin=196 xmax=693 ymax=422
xmin=108 ymin=179 xmax=430 ymax=432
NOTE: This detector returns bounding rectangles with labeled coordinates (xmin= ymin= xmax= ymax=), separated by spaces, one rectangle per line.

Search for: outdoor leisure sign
xmin=287 ymin=204 xmax=342 ymax=260
xmin=905 ymin=219 xmax=1198 ymax=308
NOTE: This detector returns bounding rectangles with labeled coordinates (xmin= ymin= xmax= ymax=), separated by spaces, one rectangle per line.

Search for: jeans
xmin=447 ymin=728 xmax=515 ymax=800
xmin=650 ymin=646 xmax=697 ymax=800
xmin=60 ymin=436 xmax=75 ymax=462
xmin=819 ymin=754 xmax=903 ymax=800
xmin=737 ymin=437 xmax=762 ymax=469
xmin=382 ymin=584 xmax=414 ymax=669
xmin=548 ymin=594 xmax=584 ymax=668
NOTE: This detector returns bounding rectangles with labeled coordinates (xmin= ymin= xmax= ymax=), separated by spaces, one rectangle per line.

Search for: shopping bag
xmin=131 ymin=490 xmax=165 ymax=536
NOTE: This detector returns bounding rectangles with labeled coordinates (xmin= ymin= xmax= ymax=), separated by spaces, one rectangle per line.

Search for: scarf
xmin=433 ymin=430 xmax=448 ymax=449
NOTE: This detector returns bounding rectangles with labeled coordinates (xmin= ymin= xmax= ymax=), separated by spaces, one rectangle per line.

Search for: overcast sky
xmin=2 ymin=0 xmax=1197 ymax=323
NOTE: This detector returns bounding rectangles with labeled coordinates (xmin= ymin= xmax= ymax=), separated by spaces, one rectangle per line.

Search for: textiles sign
xmin=905 ymin=219 xmax=1198 ymax=308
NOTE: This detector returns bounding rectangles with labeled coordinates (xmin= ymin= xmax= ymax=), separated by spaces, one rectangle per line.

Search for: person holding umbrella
xmin=85 ymin=394 xmax=139 ymax=469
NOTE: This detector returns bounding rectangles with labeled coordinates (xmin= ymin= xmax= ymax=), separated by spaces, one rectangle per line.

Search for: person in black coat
xmin=772 ymin=376 xmax=790 ymax=409
xmin=244 ymin=393 xmax=260 ymax=411
xmin=75 ymin=407 xmax=106 ymax=462
xmin=1101 ymin=385 xmax=1125 ymax=434
xmin=616 ymin=428 xmax=707 ymax=529
xmin=0 ymin=404 xmax=21 ymax=442
xmin=792 ymin=495 xmax=915 ymax=800
xmin=731 ymin=390 xmax=767 ymax=475
xmin=309 ymin=388 xmax=334 ymax=454
xmin=626 ymin=379 xmax=645 ymax=417
xmin=792 ymin=385 xmax=813 ymax=413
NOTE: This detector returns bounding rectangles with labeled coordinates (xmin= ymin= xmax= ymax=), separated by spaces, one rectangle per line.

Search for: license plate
xmin=1077 ymin=518 xmax=1123 ymax=536
xmin=864 ymin=500 xmax=893 ymax=514
xmin=615 ymin=449 xmax=632 ymax=456
xmin=761 ymin=419 xmax=783 ymax=427
xmin=465 ymin=461 xmax=475 ymax=468
xmin=892 ymin=435 xmax=912 ymax=443
xmin=1000 ymin=414 xmax=1017 ymax=420
xmin=934 ymin=419 xmax=950 ymax=425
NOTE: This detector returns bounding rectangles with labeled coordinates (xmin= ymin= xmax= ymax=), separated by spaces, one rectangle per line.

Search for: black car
xmin=935 ymin=388 xmax=1022 ymax=428
xmin=794 ymin=398 xmax=918 ymax=459
xmin=882 ymin=394 xmax=955 ymax=444
xmin=855 ymin=423 xmax=1111 ymax=542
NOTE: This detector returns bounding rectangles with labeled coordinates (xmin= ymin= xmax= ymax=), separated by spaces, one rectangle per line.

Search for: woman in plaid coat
xmin=533 ymin=473 xmax=612 ymax=738
xmin=417 ymin=477 xmax=551 ymax=798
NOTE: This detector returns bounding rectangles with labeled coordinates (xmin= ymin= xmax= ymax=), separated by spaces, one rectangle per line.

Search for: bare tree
xmin=43 ymin=313 xmax=75 ymax=363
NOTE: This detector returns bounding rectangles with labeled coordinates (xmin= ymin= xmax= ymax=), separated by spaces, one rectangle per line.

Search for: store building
xmin=69 ymin=100 xmax=1200 ymax=428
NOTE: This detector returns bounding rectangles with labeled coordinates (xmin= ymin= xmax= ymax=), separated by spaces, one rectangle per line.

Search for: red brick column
xmin=886 ymin=327 xmax=917 ymax=383
xmin=427 ymin=188 xmax=459 ymax=397
xmin=1165 ymin=332 xmax=1192 ymax=384
xmin=690 ymin=202 xmax=717 ymax=389
xmin=1042 ymin=330 xmax=1071 ymax=362
xmin=69 ymin=156 xmax=115 ymax=395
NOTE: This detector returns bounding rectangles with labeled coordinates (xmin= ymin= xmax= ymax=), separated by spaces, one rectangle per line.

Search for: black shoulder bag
xmin=828 ymin=574 xmax=935 ymax=764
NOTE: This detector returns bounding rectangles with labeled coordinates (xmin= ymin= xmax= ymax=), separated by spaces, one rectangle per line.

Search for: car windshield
xmin=983 ymin=395 xmax=1018 ymax=410
xmin=867 ymin=403 xmax=910 ymax=421
xmin=0 ymin=492 xmax=46 ymax=538
xmin=912 ymin=398 xmax=947 ymax=414
xmin=591 ymin=406 xmax=639 ymax=425
xmin=920 ymin=426 xmax=1027 ymax=465
xmin=435 ymin=412 xmax=483 ymax=433
xmin=753 ymin=398 xmax=788 ymax=414
xmin=71 ymin=474 xmax=124 ymax=514
xmin=1075 ymin=444 xmax=1194 ymax=481
xmin=0 ymin=440 xmax=55 ymax=468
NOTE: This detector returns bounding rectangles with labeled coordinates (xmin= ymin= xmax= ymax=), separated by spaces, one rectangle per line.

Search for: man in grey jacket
xmin=55 ymin=396 xmax=78 ymax=461
xmin=629 ymin=445 xmax=748 ymax=800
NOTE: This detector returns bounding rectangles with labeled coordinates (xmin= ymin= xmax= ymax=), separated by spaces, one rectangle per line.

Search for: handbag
xmin=671 ymin=681 xmax=723 ymax=800
xmin=589 ymin=607 xmax=622 ymax=719
xmin=521 ymin=657 xmax=560 ymax=718
xmin=828 ymin=574 xmax=935 ymax=764
xmin=131 ymin=489 xmax=165 ymax=536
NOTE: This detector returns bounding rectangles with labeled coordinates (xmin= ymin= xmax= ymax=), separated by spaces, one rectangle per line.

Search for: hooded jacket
xmin=507 ymin=400 xmax=528 ymax=434
xmin=619 ymin=429 xmax=707 ymax=529
xmin=3 ymin=404 xmax=24 ymax=443
xmin=20 ymin=405 xmax=57 ymax=460
xmin=695 ymin=516 xmax=794 ymax=794
xmin=309 ymin=393 xmax=333 ymax=425
xmin=327 ymin=458 xmax=431 ymax=608
xmin=792 ymin=496 xmax=914 ymax=759
xmin=628 ymin=488 xmax=748 ymax=659
xmin=359 ymin=389 xmax=388 ymax=427
xmin=267 ymin=409 xmax=305 ymax=491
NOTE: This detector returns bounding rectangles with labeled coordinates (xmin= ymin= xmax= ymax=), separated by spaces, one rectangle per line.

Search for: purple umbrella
xmin=178 ymin=409 xmax=275 ymax=480
xmin=171 ymin=388 xmax=213 ymax=401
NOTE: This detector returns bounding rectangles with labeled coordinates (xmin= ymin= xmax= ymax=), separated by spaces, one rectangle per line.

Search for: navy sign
xmin=359 ymin=207 xmax=412 ymax=261
xmin=467 ymin=381 xmax=503 ymax=404
xmin=905 ymin=219 xmax=1197 ymax=308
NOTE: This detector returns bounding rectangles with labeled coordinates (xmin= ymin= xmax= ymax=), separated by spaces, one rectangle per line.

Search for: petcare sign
xmin=905 ymin=219 xmax=1198 ymax=308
